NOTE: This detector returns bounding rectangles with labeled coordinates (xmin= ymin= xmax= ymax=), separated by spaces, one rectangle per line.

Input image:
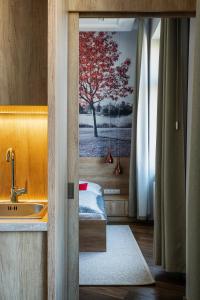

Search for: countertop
xmin=0 ymin=200 xmax=48 ymax=232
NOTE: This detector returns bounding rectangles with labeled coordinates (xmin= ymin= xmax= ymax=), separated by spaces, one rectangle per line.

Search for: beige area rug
xmin=79 ymin=225 xmax=155 ymax=285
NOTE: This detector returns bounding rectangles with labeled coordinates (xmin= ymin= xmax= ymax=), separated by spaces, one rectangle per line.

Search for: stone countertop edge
xmin=0 ymin=213 xmax=48 ymax=232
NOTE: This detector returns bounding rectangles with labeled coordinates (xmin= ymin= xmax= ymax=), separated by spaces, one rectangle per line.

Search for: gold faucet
xmin=6 ymin=148 xmax=27 ymax=203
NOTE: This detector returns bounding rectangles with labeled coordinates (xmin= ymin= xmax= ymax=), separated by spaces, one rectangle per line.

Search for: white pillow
xmin=79 ymin=180 xmax=102 ymax=195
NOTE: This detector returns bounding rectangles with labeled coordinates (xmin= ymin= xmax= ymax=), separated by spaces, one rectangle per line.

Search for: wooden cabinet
xmin=0 ymin=231 xmax=47 ymax=300
xmin=0 ymin=0 xmax=47 ymax=105
xmin=104 ymin=194 xmax=128 ymax=217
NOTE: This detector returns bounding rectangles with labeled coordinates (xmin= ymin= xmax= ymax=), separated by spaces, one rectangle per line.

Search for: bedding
xmin=79 ymin=183 xmax=88 ymax=190
xmin=79 ymin=190 xmax=106 ymax=220
xmin=79 ymin=180 xmax=102 ymax=195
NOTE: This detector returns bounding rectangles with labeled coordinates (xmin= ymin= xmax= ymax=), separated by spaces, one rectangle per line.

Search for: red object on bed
xmin=79 ymin=183 xmax=88 ymax=190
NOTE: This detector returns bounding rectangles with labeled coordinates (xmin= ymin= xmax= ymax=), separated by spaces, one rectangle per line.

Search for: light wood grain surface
xmin=68 ymin=0 xmax=196 ymax=14
xmin=67 ymin=12 xmax=79 ymax=300
xmin=79 ymin=157 xmax=130 ymax=194
xmin=0 ymin=232 xmax=47 ymax=300
xmin=0 ymin=106 xmax=48 ymax=201
xmin=48 ymin=0 xmax=57 ymax=298
xmin=105 ymin=200 xmax=127 ymax=216
xmin=104 ymin=195 xmax=129 ymax=217
xmin=0 ymin=0 xmax=47 ymax=105
xmin=48 ymin=0 xmax=69 ymax=299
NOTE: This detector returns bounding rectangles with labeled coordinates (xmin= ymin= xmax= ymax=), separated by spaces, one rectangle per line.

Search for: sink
xmin=0 ymin=202 xmax=47 ymax=219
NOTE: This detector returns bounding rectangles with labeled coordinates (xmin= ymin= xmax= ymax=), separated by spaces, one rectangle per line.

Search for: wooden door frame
xmin=67 ymin=12 xmax=79 ymax=300
xmin=68 ymin=0 xmax=196 ymax=15
xmin=48 ymin=0 xmax=196 ymax=299
xmin=48 ymin=0 xmax=68 ymax=299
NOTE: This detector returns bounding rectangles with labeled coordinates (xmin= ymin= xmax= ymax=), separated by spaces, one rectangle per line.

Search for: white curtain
xmin=129 ymin=19 xmax=144 ymax=218
xmin=149 ymin=25 xmax=160 ymax=220
xmin=129 ymin=20 xmax=160 ymax=220
xmin=136 ymin=22 xmax=160 ymax=220
xmin=136 ymin=30 xmax=149 ymax=219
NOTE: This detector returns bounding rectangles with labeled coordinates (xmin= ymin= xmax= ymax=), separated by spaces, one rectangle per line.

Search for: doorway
xmin=66 ymin=8 xmax=194 ymax=298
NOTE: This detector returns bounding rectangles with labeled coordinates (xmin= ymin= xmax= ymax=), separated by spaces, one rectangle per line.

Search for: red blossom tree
xmin=79 ymin=32 xmax=133 ymax=137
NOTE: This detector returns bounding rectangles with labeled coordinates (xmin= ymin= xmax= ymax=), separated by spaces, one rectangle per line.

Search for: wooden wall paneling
xmin=0 ymin=232 xmax=47 ymax=300
xmin=104 ymin=195 xmax=129 ymax=217
xmin=105 ymin=200 xmax=126 ymax=216
xmin=48 ymin=0 xmax=68 ymax=299
xmin=104 ymin=194 xmax=129 ymax=201
xmin=79 ymin=157 xmax=130 ymax=194
xmin=0 ymin=0 xmax=47 ymax=105
xmin=68 ymin=0 xmax=196 ymax=15
xmin=0 ymin=106 xmax=48 ymax=201
xmin=67 ymin=12 xmax=79 ymax=300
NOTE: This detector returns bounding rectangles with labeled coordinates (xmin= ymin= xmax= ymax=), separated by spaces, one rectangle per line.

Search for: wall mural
xmin=79 ymin=31 xmax=136 ymax=157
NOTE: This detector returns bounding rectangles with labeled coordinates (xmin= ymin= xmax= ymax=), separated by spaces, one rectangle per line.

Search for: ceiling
xmin=79 ymin=18 xmax=136 ymax=31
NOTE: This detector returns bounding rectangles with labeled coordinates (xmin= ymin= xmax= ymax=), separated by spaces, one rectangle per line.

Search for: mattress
xmin=79 ymin=190 xmax=107 ymax=220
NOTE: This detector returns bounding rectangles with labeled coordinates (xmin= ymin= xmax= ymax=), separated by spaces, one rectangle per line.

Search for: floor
xmin=79 ymin=223 xmax=186 ymax=300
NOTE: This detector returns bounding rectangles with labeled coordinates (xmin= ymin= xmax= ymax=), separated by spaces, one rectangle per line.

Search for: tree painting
xmin=79 ymin=32 xmax=134 ymax=137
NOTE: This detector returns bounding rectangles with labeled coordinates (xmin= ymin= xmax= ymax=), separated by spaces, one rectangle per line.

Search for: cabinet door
xmin=0 ymin=232 xmax=47 ymax=300
xmin=0 ymin=0 xmax=47 ymax=105
xmin=106 ymin=200 xmax=126 ymax=216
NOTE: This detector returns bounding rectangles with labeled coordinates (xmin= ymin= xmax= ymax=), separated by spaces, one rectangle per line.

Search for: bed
xmin=79 ymin=181 xmax=107 ymax=252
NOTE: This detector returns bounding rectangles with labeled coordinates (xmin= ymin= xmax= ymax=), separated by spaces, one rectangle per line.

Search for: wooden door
xmin=67 ymin=12 xmax=79 ymax=300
